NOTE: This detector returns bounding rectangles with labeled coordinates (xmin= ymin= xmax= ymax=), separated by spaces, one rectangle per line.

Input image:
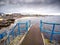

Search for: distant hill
xmin=0 ymin=12 xmax=5 ymax=16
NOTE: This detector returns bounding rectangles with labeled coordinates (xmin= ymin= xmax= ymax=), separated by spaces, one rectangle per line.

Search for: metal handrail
xmin=40 ymin=20 xmax=60 ymax=42
xmin=40 ymin=20 xmax=60 ymax=25
xmin=0 ymin=20 xmax=31 ymax=45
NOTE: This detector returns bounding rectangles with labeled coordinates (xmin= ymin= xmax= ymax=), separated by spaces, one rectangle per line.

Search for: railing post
xmin=12 ymin=24 xmax=17 ymax=38
xmin=40 ymin=20 xmax=43 ymax=32
xmin=7 ymin=33 xmax=10 ymax=45
xmin=12 ymin=30 xmax=15 ymax=39
xmin=18 ymin=23 xmax=20 ymax=35
xmin=50 ymin=24 xmax=55 ymax=43
xmin=4 ymin=31 xmax=7 ymax=45
xmin=26 ymin=22 xmax=28 ymax=31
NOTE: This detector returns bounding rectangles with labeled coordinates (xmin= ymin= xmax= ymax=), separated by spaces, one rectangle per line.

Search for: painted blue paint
xmin=17 ymin=23 xmax=20 ymax=35
xmin=0 ymin=31 xmax=7 ymax=39
xmin=0 ymin=34 xmax=3 ymax=39
xmin=7 ymin=34 xmax=10 ymax=45
xmin=12 ymin=24 xmax=17 ymax=31
xmin=26 ymin=22 xmax=28 ymax=31
xmin=40 ymin=20 xmax=60 ymax=42
xmin=54 ymin=32 xmax=60 ymax=34
xmin=42 ymin=22 xmax=60 ymax=25
xmin=50 ymin=24 xmax=55 ymax=42
xmin=40 ymin=20 xmax=43 ymax=32
xmin=11 ymin=30 xmax=15 ymax=39
xmin=0 ymin=20 xmax=31 ymax=45
xmin=20 ymin=28 xmax=26 ymax=30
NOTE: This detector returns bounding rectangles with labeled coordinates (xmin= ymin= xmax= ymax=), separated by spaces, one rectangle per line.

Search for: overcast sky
xmin=0 ymin=0 xmax=60 ymax=15
xmin=0 ymin=0 xmax=60 ymax=4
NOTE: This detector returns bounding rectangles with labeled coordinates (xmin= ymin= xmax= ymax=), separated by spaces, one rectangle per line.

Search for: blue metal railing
xmin=0 ymin=20 xmax=31 ymax=45
xmin=40 ymin=20 xmax=60 ymax=42
xmin=0 ymin=31 xmax=7 ymax=39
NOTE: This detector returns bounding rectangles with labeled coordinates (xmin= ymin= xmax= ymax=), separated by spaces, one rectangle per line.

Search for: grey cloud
xmin=0 ymin=0 xmax=60 ymax=4
xmin=0 ymin=0 xmax=4 ymax=1
xmin=0 ymin=0 xmax=6 ymax=2
xmin=0 ymin=0 xmax=60 ymax=14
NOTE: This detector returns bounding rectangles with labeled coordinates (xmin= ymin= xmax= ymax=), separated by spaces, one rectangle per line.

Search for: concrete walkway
xmin=21 ymin=24 xmax=44 ymax=45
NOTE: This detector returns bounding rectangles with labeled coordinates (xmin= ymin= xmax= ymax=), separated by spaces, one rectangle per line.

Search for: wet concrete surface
xmin=21 ymin=24 xmax=44 ymax=45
